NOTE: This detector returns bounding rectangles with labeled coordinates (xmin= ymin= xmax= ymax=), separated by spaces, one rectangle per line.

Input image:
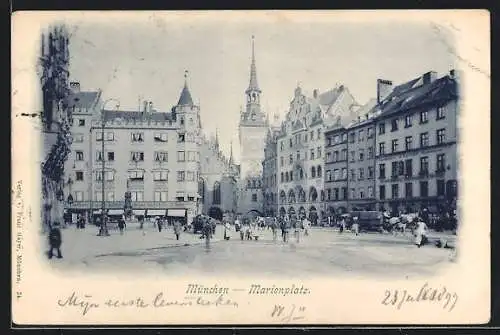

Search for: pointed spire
xmin=229 ymin=140 xmax=234 ymax=165
xmin=177 ymin=70 xmax=194 ymax=106
xmin=246 ymin=35 xmax=260 ymax=92
xmin=215 ymin=128 xmax=220 ymax=151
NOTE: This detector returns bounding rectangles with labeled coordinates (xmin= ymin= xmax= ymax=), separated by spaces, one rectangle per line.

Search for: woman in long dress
xmin=224 ymin=221 xmax=232 ymax=240
xmin=415 ymin=219 xmax=428 ymax=247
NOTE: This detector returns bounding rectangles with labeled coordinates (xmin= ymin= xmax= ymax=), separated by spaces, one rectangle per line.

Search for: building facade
xmin=64 ymin=75 xmax=238 ymax=224
xmin=262 ymin=115 xmax=281 ymax=216
xmin=375 ymin=71 xmax=458 ymax=216
xmin=324 ymin=125 xmax=349 ymax=217
xmin=237 ymin=37 xmax=268 ymax=217
xmin=276 ymin=84 xmax=359 ymax=224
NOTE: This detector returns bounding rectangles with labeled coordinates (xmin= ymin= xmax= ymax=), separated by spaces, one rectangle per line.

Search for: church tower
xmin=237 ymin=36 xmax=268 ymax=217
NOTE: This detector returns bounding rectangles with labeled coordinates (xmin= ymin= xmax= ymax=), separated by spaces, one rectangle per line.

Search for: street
xmin=47 ymin=223 xmax=456 ymax=279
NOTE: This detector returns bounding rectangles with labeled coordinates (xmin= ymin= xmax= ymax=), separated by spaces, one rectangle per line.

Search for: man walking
xmin=173 ymin=219 xmax=182 ymax=240
xmin=47 ymin=222 xmax=63 ymax=259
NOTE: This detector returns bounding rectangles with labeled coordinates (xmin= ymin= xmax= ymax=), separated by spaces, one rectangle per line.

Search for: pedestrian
xmin=47 ymin=221 xmax=63 ymax=259
xmin=303 ymin=217 xmax=310 ymax=237
xmin=224 ymin=221 xmax=232 ymax=240
xmin=173 ymin=219 xmax=182 ymax=241
xmin=415 ymin=219 xmax=429 ymax=248
xmin=139 ymin=216 xmax=144 ymax=230
xmin=339 ymin=217 xmax=345 ymax=234
xmin=271 ymin=218 xmax=278 ymax=242
xmin=352 ymin=217 xmax=359 ymax=236
xmin=158 ymin=217 xmax=164 ymax=232
xmin=118 ymin=217 xmax=125 ymax=235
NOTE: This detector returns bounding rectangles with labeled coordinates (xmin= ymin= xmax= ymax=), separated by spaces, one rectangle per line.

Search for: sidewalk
xmin=57 ymin=222 xmax=221 ymax=262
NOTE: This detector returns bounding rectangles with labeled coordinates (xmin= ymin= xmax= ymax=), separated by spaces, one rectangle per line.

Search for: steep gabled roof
xmin=177 ymin=82 xmax=194 ymax=106
xmin=65 ymin=91 xmax=100 ymax=110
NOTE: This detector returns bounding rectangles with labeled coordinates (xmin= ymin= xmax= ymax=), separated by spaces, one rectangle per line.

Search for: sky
xmin=66 ymin=12 xmax=455 ymax=163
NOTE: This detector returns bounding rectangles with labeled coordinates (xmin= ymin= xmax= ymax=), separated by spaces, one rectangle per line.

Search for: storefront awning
xmin=108 ymin=209 xmax=124 ymax=216
xmin=147 ymin=209 xmax=166 ymax=217
xmin=133 ymin=209 xmax=146 ymax=216
xmin=167 ymin=209 xmax=186 ymax=217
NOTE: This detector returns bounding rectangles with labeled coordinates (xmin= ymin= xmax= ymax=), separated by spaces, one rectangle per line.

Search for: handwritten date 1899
xmin=382 ymin=283 xmax=458 ymax=312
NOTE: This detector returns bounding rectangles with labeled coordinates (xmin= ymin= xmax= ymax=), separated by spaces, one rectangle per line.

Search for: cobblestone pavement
xmin=46 ymin=223 xmax=457 ymax=279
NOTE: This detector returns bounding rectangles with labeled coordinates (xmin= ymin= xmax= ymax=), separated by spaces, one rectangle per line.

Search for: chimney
xmin=377 ymin=79 xmax=393 ymax=104
xmin=143 ymin=100 xmax=148 ymax=113
xmin=313 ymin=89 xmax=319 ymax=98
xmin=365 ymin=113 xmax=369 ymax=120
xmin=70 ymin=82 xmax=81 ymax=94
xmin=148 ymin=101 xmax=153 ymax=113
xmin=422 ymin=71 xmax=437 ymax=84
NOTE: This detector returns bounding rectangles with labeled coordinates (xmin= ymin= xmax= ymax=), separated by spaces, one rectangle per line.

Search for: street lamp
xmin=98 ymin=98 xmax=120 ymax=237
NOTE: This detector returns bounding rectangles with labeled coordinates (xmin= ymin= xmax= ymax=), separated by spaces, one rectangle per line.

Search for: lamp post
xmin=98 ymin=98 xmax=120 ymax=237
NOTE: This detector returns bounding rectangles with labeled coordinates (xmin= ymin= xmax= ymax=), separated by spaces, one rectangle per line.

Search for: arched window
xmin=279 ymin=190 xmax=287 ymax=203
xmin=289 ymin=170 xmax=294 ymax=181
xmin=309 ymin=187 xmax=318 ymax=202
xmin=213 ymin=182 xmax=221 ymax=205
xmin=285 ymin=172 xmax=289 ymax=182
xmin=252 ymin=180 xmax=256 ymax=188
xmin=320 ymin=189 xmax=325 ymax=201
xmin=300 ymin=169 xmax=304 ymax=179
xmin=288 ymin=190 xmax=296 ymax=203
xmin=317 ymin=165 xmax=322 ymax=178
xmin=281 ymin=172 xmax=284 ymax=183
xmin=311 ymin=166 xmax=316 ymax=178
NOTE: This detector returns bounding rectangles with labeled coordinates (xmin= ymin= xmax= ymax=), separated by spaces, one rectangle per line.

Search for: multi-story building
xmin=237 ymin=37 xmax=268 ymax=217
xmin=65 ymin=74 xmax=239 ymax=224
xmin=324 ymin=124 xmax=349 ymax=217
xmin=39 ymin=24 xmax=72 ymax=230
xmin=375 ymin=71 xmax=458 ymax=216
xmin=262 ymin=114 xmax=281 ymax=216
xmin=276 ymin=84 xmax=359 ymax=224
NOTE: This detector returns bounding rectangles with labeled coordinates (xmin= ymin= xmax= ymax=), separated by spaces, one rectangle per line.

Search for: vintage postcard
xmin=11 ymin=10 xmax=490 ymax=325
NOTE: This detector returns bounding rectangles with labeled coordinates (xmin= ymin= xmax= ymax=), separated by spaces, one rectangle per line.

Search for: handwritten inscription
xmin=270 ymin=304 xmax=307 ymax=322
xmin=382 ymin=283 xmax=458 ymax=312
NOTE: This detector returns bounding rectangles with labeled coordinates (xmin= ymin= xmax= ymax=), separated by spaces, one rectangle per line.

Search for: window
xmin=379 ymin=164 xmax=386 ymax=179
xmin=289 ymin=154 xmax=293 ymax=164
xmin=180 ymin=117 xmax=185 ymax=125
xmin=153 ymin=151 xmax=167 ymax=162
xmin=177 ymin=151 xmax=185 ymax=162
xmin=289 ymin=171 xmax=293 ymax=181
xmin=326 ymin=152 xmax=331 ymax=162
xmin=327 ymin=137 xmax=332 ymax=146
xmin=106 ymin=132 xmax=114 ymax=141
xmin=437 ymin=128 xmax=446 ymax=144
xmin=73 ymin=134 xmax=84 ymax=142
xmin=128 ymin=170 xmax=144 ymax=181
xmin=358 ymin=130 xmax=364 ymax=142
xmin=334 ymin=135 xmax=340 ymax=144
xmin=326 ymin=170 xmax=332 ymax=181
xmin=327 ymin=189 xmax=332 ymax=200
xmin=317 ymin=147 xmax=321 ymax=158
xmin=252 ymin=194 xmax=258 ymax=202
xmin=391 ymin=119 xmax=398 ymax=131
xmin=420 ymin=132 xmax=429 ymax=148
xmin=96 ymin=132 xmax=103 ymax=141
xmin=367 ymin=127 xmax=374 ymax=138
xmin=311 ymin=166 xmax=316 ymax=178
xmin=177 ymin=171 xmax=185 ymax=182
xmin=379 ymin=142 xmax=385 ymax=155
xmin=437 ymin=106 xmax=446 ymax=120
xmin=391 ymin=139 xmax=398 ymax=153
xmin=420 ymin=181 xmax=429 ymax=197
xmin=341 ymin=168 xmax=347 ymax=180
xmin=405 ymin=136 xmax=413 ymax=151
xmin=178 ymin=133 xmax=185 ymax=143
xmin=285 ymin=172 xmax=289 ymax=182
xmin=350 ymin=151 xmax=355 ymax=162
xmin=341 ymin=149 xmax=347 ymax=161
xmin=107 ymin=152 xmax=114 ymax=161
xmin=280 ymin=172 xmax=284 ymax=183
xmin=405 ymin=182 xmax=413 ymax=198
xmin=131 ymin=132 xmax=144 ymax=142
xmin=405 ymin=159 xmax=413 ymax=177
xmin=289 ymin=138 xmax=293 ymax=148
xmin=350 ymin=188 xmax=356 ymax=200
xmin=76 ymin=151 xmax=84 ymax=161
xmin=130 ymin=151 xmax=144 ymax=161
xmin=350 ymin=169 xmax=356 ymax=181
xmin=296 ymin=151 xmax=300 ymax=161
xmin=359 ymin=188 xmax=365 ymax=199
xmin=96 ymin=150 xmax=103 ymax=161
xmin=96 ymin=171 xmax=114 ymax=181
xmin=78 ymin=119 xmax=85 ymax=126
xmin=280 ymin=141 xmax=284 ymax=151
xmin=131 ymin=191 xmax=144 ymax=202
xmin=107 ymin=192 xmax=115 ymax=201
xmin=75 ymin=171 xmax=84 ymax=181
xmin=437 ymin=179 xmax=445 ymax=196
xmin=368 ymin=166 xmax=374 ymax=179
xmin=420 ymin=110 xmax=429 ymax=123
xmin=304 ymin=134 xmax=308 ymax=142
xmin=349 ymin=132 xmax=355 ymax=143
xmin=420 ymin=156 xmax=429 ymax=175
xmin=436 ymin=154 xmax=446 ymax=172
xmin=280 ymin=157 xmax=284 ymax=166
xmin=405 ymin=114 xmax=412 ymax=128
xmin=391 ymin=161 xmax=398 ymax=177
xmin=359 ymin=149 xmax=364 ymax=161
xmin=368 ymin=186 xmax=374 ymax=198
xmin=75 ymin=191 xmax=84 ymax=201
xmin=379 ymin=185 xmax=386 ymax=200
xmin=358 ymin=168 xmax=364 ymax=180
xmin=368 ymin=147 xmax=374 ymax=159
xmin=188 ymin=151 xmax=196 ymax=162
xmin=154 ymin=133 xmax=168 ymax=142
xmin=378 ymin=123 xmax=385 ymax=135
xmin=342 ymin=133 xmax=348 ymax=142
xmin=391 ymin=184 xmax=399 ymax=199
xmin=153 ymin=171 xmax=168 ymax=181
xmin=317 ymin=165 xmax=322 ymax=178
xmin=333 ymin=169 xmax=340 ymax=181
xmin=154 ymin=191 xmax=168 ymax=202
xmin=310 ymin=149 xmax=315 ymax=160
